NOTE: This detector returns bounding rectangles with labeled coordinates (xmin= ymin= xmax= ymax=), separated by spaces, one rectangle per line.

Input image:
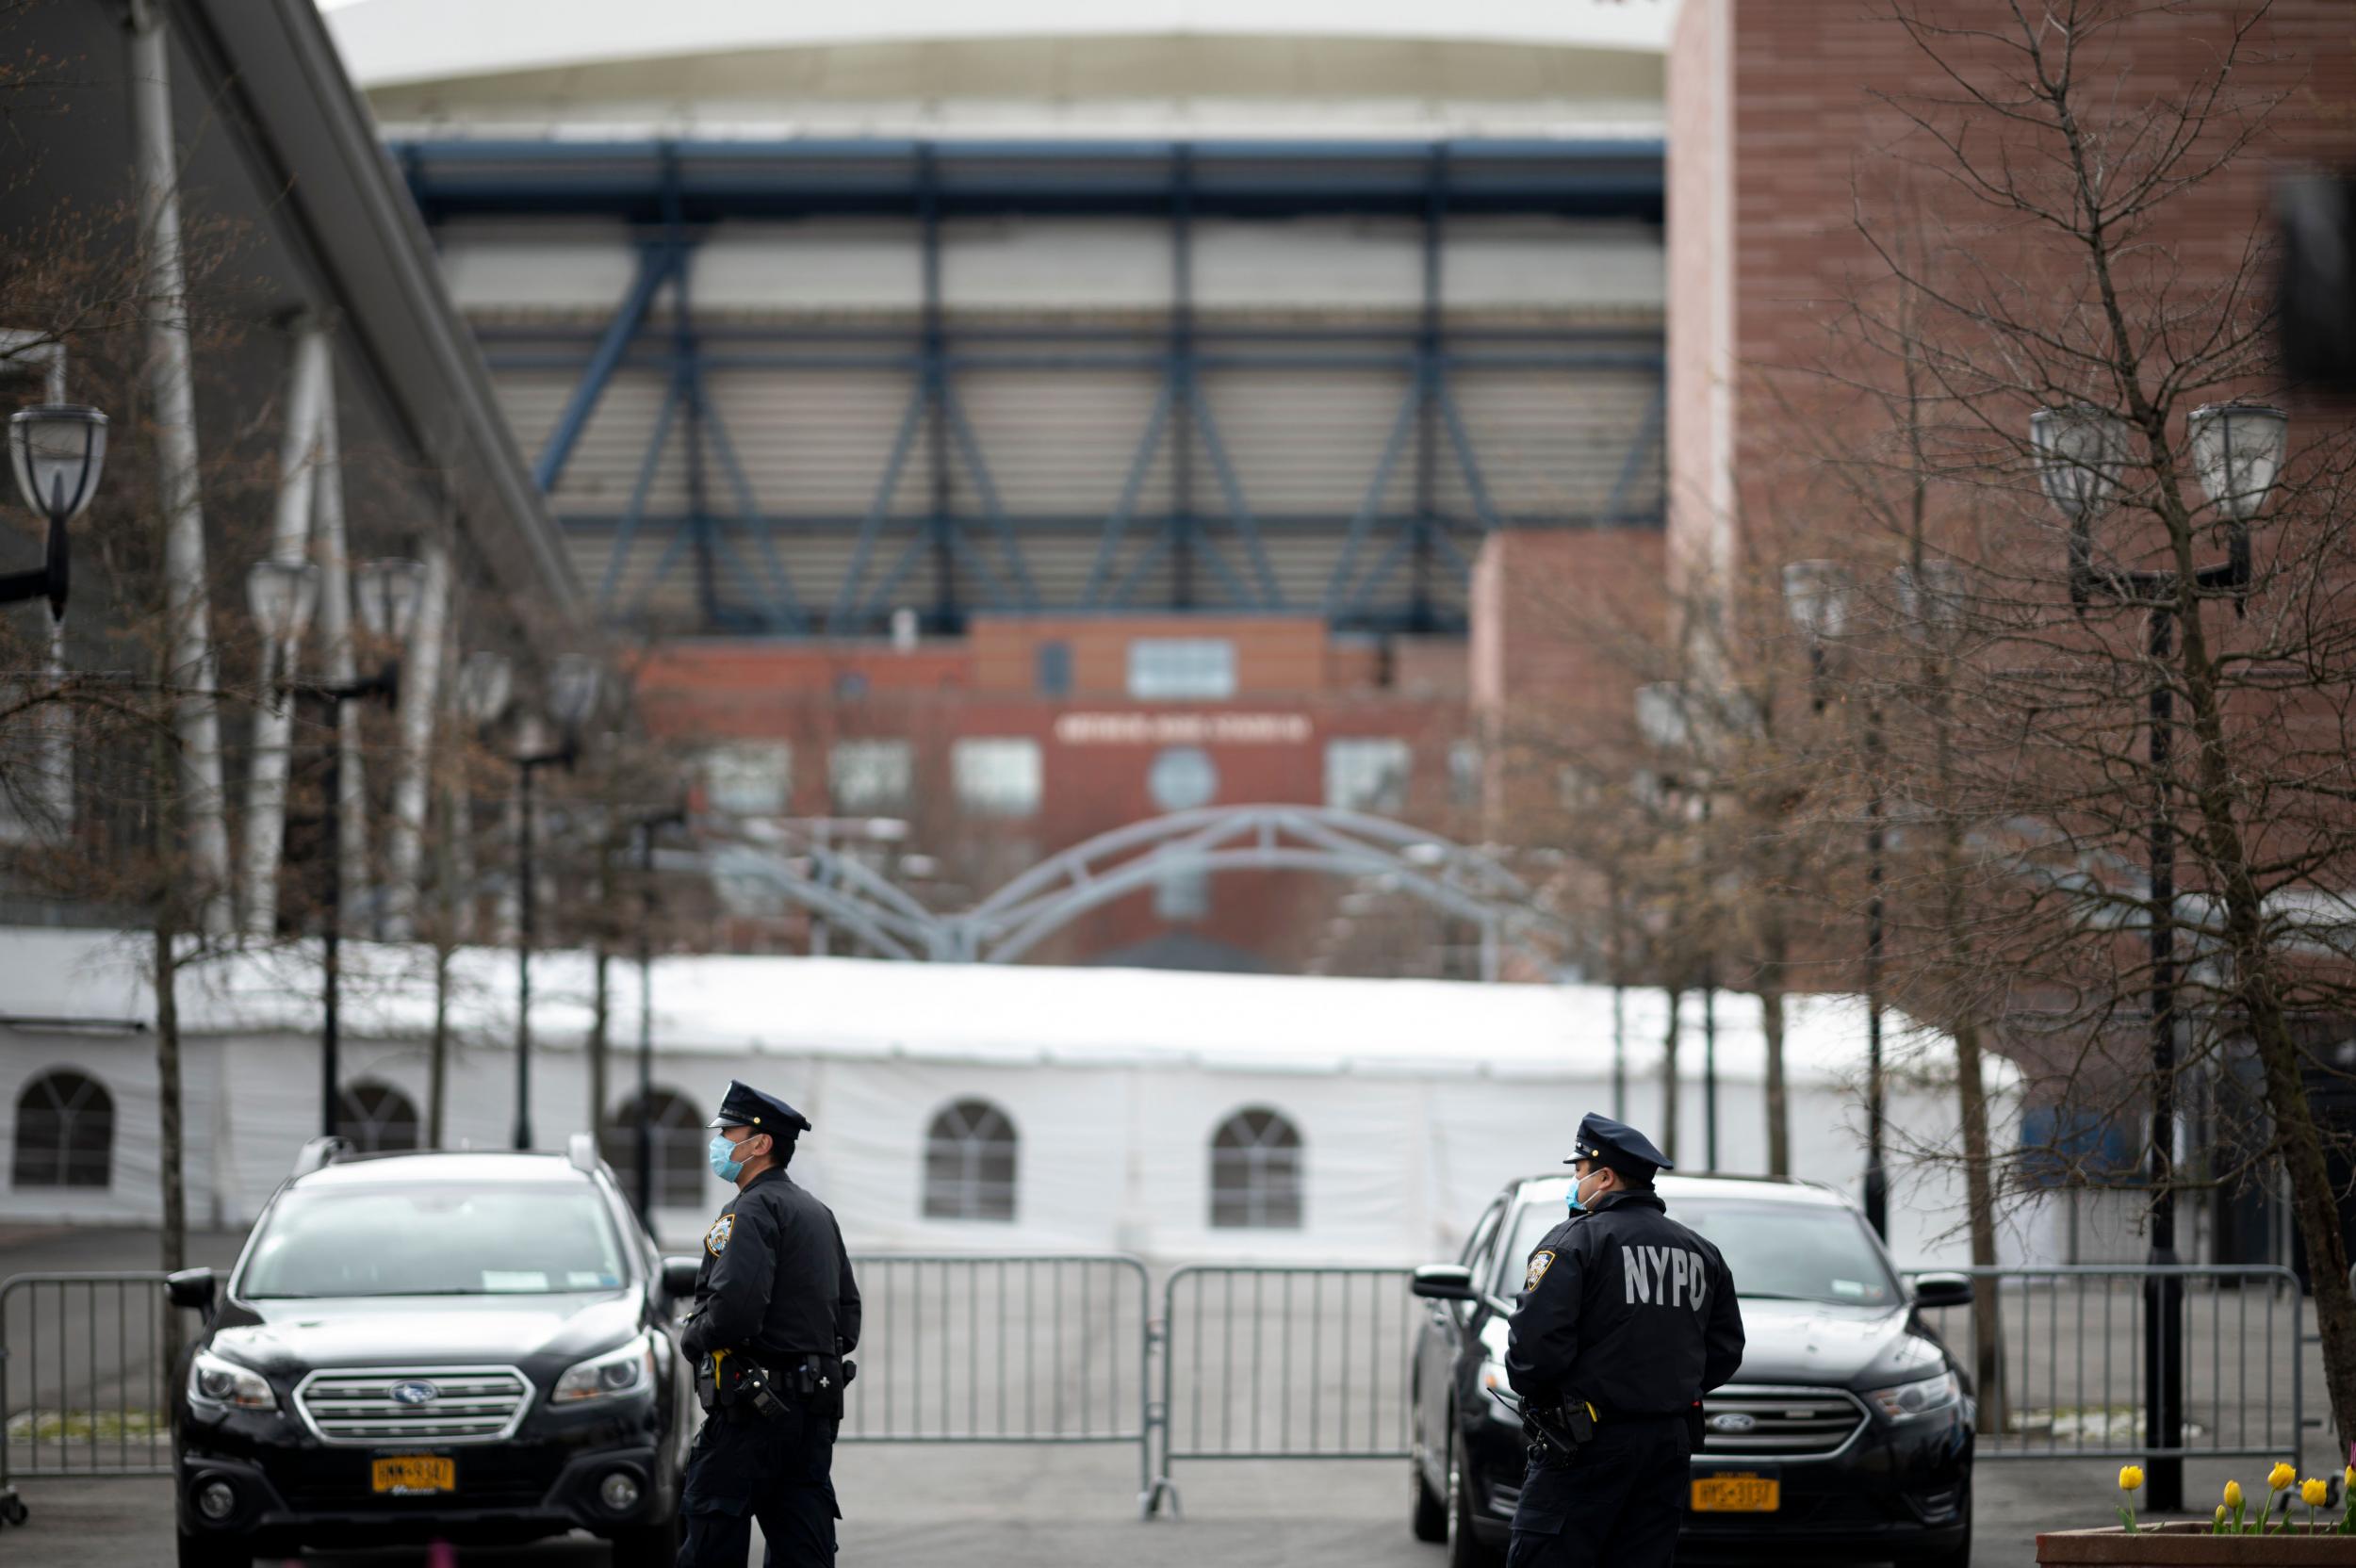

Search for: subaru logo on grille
xmin=1707 ymin=1413 xmax=1757 ymax=1433
xmin=388 ymin=1380 xmax=440 ymax=1407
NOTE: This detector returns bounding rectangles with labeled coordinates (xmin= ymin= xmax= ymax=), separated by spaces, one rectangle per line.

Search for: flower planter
xmin=2037 ymin=1524 xmax=2356 ymax=1565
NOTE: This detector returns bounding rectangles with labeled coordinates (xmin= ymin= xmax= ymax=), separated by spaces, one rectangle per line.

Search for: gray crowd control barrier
xmin=1906 ymin=1265 xmax=2309 ymax=1467
xmin=0 ymin=1257 xmax=2323 ymax=1527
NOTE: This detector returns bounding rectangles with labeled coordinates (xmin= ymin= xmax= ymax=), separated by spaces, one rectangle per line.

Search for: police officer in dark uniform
xmin=679 ymin=1080 xmax=862 ymax=1568
xmin=1503 ymin=1114 xmax=1745 ymax=1568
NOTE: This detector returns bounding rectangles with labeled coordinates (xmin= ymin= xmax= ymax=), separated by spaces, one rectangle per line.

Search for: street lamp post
xmin=247 ymin=556 xmax=426 ymax=1138
xmin=633 ymin=804 xmax=687 ymax=1224
xmin=463 ymin=652 xmax=606 ymax=1151
xmin=1784 ymin=559 xmax=1889 ymax=1238
xmin=2030 ymin=399 xmax=2286 ymax=1512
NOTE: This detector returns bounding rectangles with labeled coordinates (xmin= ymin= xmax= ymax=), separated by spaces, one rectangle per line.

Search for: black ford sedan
xmin=1407 ymin=1173 xmax=1974 ymax=1567
xmin=166 ymin=1136 xmax=700 ymax=1568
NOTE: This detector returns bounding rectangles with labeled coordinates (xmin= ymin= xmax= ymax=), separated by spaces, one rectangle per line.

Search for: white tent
xmin=0 ymin=926 xmax=2030 ymax=1267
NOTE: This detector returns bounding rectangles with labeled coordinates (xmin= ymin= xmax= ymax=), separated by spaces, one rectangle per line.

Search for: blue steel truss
xmin=396 ymin=138 xmax=1667 ymax=635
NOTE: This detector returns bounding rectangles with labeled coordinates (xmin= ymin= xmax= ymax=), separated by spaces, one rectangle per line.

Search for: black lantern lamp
xmin=4 ymin=404 xmax=107 ymax=618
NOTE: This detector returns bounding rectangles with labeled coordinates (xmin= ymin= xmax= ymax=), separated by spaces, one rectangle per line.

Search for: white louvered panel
xmin=494 ymin=369 xmax=694 ymax=514
xmin=703 ymin=369 xmax=935 ymax=517
xmin=1193 ymin=368 xmax=1419 ymax=519
xmin=948 ymin=368 xmax=1172 ymax=519
xmin=1439 ymin=368 xmax=1661 ymax=522
xmin=1256 ymin=533 xmax=1348 ymax=612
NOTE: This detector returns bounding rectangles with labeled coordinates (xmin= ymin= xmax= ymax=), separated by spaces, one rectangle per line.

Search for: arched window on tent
xmin=335 ymin=1081 xmax=421 ymax=1152
xmin=602 ymin=1090 xmax=708 ymax=1209
xmin=1210 ymin=1106 xmax=1302 ymax=1230
xmin=923 ymin=1099 xmax=1018 ymax=1222
xmin=11 ymin=1070 xmax=114 ymax=1189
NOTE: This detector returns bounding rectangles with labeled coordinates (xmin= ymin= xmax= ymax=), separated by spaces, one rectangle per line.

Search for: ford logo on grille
xmin=388 ymin=1380 xmax=440 ymax=1407
xmin=1707 ymin=1413 xmax=1757 ymax=1433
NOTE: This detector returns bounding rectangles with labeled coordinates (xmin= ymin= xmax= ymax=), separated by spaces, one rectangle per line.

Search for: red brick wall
xmin=633 ymin=622 xmax=1469 ymax=967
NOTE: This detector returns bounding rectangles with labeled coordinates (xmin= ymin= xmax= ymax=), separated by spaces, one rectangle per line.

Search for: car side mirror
xmin=165 ymin=1267 xmax=216 ymax=1313
xmin=1911 ymin=1272 xmax=1973 ymax=1310
xmin=661 ymin=1256 xmax=701 ymax=1300
xmin=1412 ymin=1264 xmax=1475 ymax=1301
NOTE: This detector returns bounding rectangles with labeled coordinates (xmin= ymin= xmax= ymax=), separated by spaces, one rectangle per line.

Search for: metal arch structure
xmin=944 ymin=805 xmax=1573 ymax=975
xmin=394 ymin=137 xmax=1668 ymax=637
xmin=659 ymin=805 xmax=1576 ymax=978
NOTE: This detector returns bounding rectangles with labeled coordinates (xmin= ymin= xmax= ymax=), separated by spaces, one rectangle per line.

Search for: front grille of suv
xmin=1697 ymin=1385 xmax=1869 ymax=1458
xmin=293 ymin=1367 xmax=533 ymax=1446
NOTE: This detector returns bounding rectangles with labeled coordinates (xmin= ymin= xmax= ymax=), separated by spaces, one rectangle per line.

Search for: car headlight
xmin=1867 ymin=1370 xmax=1962 ymax=1421
xmin=188 ymin=1349 xmax=276 ymax=1412
xmin=554 ymin=1333 xmax=657 ymax=1404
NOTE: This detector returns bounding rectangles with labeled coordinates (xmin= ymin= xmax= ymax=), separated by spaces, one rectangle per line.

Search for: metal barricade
xmin=1 ymin=1271 xmax=178 ymax=1524
xmin=838 ymin=1254 xmax=1154 ymax=1507
xmin=1148 ymin=1265 xmax=1412 ymax=1518
xmin=1906 ymin=1265 xmax=2306 ymax=1466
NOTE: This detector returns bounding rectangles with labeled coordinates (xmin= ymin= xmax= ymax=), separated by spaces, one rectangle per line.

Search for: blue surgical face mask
xmin=708 ymin=1134 xmax=744 ymax=1183
xmin=1566 ymin=1169 xmax=1593 ymax=1215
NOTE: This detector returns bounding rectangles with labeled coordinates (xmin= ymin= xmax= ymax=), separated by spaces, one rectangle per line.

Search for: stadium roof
xmin=323 ymin=0 xmax=1672 ymax=90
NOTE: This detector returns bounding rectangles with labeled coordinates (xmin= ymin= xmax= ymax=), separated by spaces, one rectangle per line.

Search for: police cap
xmin=707 ymin=1079 xmax=814 ymax=1137
xmin=1564 ymin=1112 xmax=1673 ymax=1181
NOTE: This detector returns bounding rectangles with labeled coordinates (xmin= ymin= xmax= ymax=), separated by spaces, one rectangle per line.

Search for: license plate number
xmin=371 ymin=1456 xmax=454 ymax=1495
xmin=1692 ymin=1472 xmax=1779 ymax=1511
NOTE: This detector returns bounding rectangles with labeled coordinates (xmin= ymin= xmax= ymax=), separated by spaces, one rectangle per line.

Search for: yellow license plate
xmin=1692 ymin=1474 xmax=1780 ymax=1511
xmin=371 ymin=1456 xmax=454 ymax=1495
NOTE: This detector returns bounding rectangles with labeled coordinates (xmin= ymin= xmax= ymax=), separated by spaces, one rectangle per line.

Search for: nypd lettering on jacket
xmin=1624 ymin=1244 xmax=1711 ymax=1310
xmin=1505 ymin=1190 xmax=1745 ymax=1420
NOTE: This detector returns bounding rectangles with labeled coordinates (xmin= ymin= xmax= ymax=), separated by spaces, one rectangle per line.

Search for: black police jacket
xmin=680 ymin=1168 xmax=863 ymax=1365
xmin=1504 ymin=1189 xmax=1744 ymax=1418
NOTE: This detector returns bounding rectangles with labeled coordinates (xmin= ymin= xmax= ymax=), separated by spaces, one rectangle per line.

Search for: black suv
xmin=1408 ymin=1173 xmax=1975 ymax=1567
xmin=166 ymin=1135 xmax=700 ymax=1568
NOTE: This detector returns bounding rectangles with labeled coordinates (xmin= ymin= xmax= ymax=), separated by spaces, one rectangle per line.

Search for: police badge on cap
xmin=707 ymin=1079 xmax=815 ymax=1135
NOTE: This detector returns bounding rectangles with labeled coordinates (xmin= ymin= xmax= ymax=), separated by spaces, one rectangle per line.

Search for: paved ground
xmin=3 ymin=1228 xmax=2341 ymax=1566
xmin=8 ymin=1451 xmax=2329 ymax=1567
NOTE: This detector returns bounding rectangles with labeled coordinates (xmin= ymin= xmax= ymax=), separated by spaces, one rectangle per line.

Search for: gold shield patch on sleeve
xmin=705 ymin=1215 xmax=734 ymax=1256
xmin=1524 ymin=1250 xmax=1556 ymax=1291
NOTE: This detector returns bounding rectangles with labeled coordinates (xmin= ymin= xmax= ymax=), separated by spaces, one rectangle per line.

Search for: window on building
xmin=1210 ymin=1107 xmax=1302 ymax=1230
xmin=923 ymin=1099 xmax=1019 ymax=1222
xmin=1127 ymin=638 xmax=1236 ymax=701
xmin=1325 ymin=738 xmax=1412 ymax=814
xmin=1037 ymin=641 xmax=1072 ymax=697
xmin=600 ymin=1090 xmax=710 ymax=1210
xmin=335 ymin=1081 xmax=420 ymax=1152
xmin=11 ymin=1070 xmax=113 ymax=1189
xmin=1147 ymin=746 xmax=1219 ymax=812
xmin=1449 ymin=740 xmax=1482 ymax=809
xmin=705 ymin=743 xmax=794 ymax=817
xmin=953 ymin=738 xmax=1042 ymax=819
xmin=1153 ymin=847 xmax=1210 ymax=922
xmin=829 ymin=740 xmax=912 ymax=813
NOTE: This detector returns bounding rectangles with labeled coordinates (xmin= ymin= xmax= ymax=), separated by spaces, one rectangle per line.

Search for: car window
xmin=1671 ymin=1198 xmax=1900 ymax=1306
xmin=239 ymin=1182 xmax=630 ymax=1298
xmin=1459 ymin=1200 xmax=1506 ymax=1270
xmin=1499 ymin=1199 xmax=1562 ymax=1297
xmin=1498 ymin=1189 xmax=1899 ymax=1308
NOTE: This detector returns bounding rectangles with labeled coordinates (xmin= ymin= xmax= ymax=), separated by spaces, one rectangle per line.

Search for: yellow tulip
xmin=2270 ymin=1462 xmax=2298 ymax=1492
xmin=2347 ymin=1464 xmax=2354 ymax=1492
xmin=2216 ymin=1505 xmax=2229 ymax=1524
xmin=2225 ymin=1480 xmax=2244 ymax=1509
xmin=2119 ymin=1465 xmax=2146 ymax=1493
xmin=2302 ymin=1478 xmax=2329 ymax=1508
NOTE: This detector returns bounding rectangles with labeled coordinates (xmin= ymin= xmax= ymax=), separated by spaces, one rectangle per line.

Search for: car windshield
xmin=1498 ymin=1190 xmax=1899 ymax=1309
xmin=239 ymin=1183 xmax=629 ymax=1298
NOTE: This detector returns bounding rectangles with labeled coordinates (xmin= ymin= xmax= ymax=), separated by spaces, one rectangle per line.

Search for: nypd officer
xmin=1503 ymin=1114 xmax=1744 ymax=1568
xmin=679 ymin=1080 xmax=862 ymax=1568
